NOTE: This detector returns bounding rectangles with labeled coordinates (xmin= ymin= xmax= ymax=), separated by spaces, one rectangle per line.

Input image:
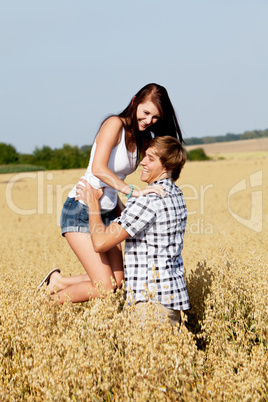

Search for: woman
xmin=38 ymin=83 xmax=184 ymax=303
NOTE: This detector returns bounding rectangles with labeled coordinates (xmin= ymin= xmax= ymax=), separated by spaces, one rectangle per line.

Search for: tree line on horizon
xmin=185 ymin=128 xmax=268 ymax=146
xmin=0 ymin=128 xmax=267 ymax=170
xmin=0 ymin=142 xmax=210 ymax=170
xmin=0 ymin=141 xmax=209 ymax=170
xmin=0 ymin=143 xmax=92 ymax=170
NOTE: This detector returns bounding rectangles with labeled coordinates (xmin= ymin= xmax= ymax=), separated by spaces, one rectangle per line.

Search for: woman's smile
xmin=136 ymin=100 xmax=160 ymax=131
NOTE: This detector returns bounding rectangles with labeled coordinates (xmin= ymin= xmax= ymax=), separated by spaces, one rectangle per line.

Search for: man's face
xmin=140 ymin=147 xmax=167 ymax=185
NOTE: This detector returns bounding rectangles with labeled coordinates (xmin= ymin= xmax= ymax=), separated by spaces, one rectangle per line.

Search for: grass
xmin=0 ymin=164 xmax=46 ymax=173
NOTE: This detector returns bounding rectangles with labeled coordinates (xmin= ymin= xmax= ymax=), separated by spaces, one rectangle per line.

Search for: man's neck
xmin=148 ymin=172 xmax=169 ymax=185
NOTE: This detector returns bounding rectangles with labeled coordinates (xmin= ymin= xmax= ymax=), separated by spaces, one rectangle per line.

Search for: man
xmin=79 ymin=135 xmax=190 ymax=325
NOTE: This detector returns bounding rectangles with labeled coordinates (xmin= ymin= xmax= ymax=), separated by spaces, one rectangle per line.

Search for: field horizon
xmin=185 ymin=136 xmax=268 ymax=160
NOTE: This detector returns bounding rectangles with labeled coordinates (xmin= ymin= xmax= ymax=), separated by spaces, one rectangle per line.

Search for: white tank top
xmin=68 ymin=127 xmax=137 ymax=210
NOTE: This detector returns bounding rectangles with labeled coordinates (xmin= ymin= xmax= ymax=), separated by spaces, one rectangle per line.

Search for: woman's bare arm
xmin=91 ymin=116 xmax=166 ymax=198
xmin=91 ymin=116 xmax=133 ymax=196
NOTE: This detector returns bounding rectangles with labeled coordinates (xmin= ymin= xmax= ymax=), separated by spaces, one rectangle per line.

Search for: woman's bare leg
xmin=48 ymin=250 xmax=124 ymax=293
xmin=50 ymin=232 xmax=124 ymax=303
xmin=51 ymin=280 xmax=110 ymax=304
xmin=48 ymin=271 xmax=90 ymax=294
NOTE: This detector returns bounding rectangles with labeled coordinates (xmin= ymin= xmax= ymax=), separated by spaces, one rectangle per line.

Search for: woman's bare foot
xmin=47 ymin=271 xmax=65 ymax=294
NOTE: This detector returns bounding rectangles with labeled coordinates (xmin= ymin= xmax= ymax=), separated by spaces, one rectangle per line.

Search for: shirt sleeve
xmin=115 ymin=196 xmax=156 ymax=237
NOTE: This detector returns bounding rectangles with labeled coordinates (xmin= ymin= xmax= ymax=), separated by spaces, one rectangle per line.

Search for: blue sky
xmin=1 ymin=0 xmax=267 ymax=154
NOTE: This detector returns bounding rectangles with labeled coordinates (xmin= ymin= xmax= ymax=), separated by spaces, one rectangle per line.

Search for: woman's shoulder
xmin=96 ymin=115 xmax=124 ymax=146
xmin=101 ymin=115 xmax=124 ymax=130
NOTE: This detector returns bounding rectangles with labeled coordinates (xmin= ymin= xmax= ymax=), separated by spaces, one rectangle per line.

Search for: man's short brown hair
xmin=147 ymin=136 xmax=187 ymax=181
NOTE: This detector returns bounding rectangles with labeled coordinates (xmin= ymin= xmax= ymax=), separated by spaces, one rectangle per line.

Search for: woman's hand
xmin=132 ymin=184 xmax=166 ymax=198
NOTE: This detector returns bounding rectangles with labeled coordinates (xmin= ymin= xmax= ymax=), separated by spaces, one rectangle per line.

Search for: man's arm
xmin=76 ymin=179 xmax=129 ymax=253
xmin=116 ymin=194 xmax=125 ymax=216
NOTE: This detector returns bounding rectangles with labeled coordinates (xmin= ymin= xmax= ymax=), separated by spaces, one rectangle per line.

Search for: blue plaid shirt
xmin=115 ymin=178 xmax=190 ymax=310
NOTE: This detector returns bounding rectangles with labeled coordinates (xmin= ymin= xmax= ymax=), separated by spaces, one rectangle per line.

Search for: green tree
xmin=0 ymin=143 xmax=19 ymax=164
xmin=224 ymin=133 xmax=241 ymax=142
xmin=202 ymin=136 xmax=217 ymax=144
xmin=185 ymin=137 xmax=203 ymax=146
xmin=33 ymin=146 xmax=53 ymax=168
xmin=187 ymin=148 xmax=210 ymax=161
xmin=18 ymin=153 xmax=37 ymax=165
xmin=31 ymin=144 xmax=91 ymax=170
xmin=49 ymin=144 xmax=86 ymax=170
xmin=80 ymin=145 xmax=92 ymax=167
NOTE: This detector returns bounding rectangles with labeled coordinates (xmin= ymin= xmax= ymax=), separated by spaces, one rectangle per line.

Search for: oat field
xmin=0 ymin=152 xmax=267 ymax=400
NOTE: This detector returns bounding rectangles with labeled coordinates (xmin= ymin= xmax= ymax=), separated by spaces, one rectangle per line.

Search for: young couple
xmin=38 ymin=83 xmax=190 ymax=325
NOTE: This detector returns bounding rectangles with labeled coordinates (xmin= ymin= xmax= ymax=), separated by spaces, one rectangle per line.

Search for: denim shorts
xmin=60 ymin=197 xmax=117 ymax=236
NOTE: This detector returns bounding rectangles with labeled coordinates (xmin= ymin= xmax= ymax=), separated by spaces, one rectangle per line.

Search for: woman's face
xmin=136 ymin=100 xmax=161 ymax=131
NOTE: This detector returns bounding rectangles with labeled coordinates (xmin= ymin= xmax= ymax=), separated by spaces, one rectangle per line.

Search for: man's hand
xmin=75 ymin=179 xmax=129 ymax=253
xmin=76 ymin=178 xmax=104 ymax=206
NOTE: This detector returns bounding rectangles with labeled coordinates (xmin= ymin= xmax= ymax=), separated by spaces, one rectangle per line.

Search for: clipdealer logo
xmin=228 ymin=170 xmax=262 ymax=233
xmin=5 ymin=172 xmax=74 ymax=226
xmin=4 ymin=170 xmax=263 ymax=233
